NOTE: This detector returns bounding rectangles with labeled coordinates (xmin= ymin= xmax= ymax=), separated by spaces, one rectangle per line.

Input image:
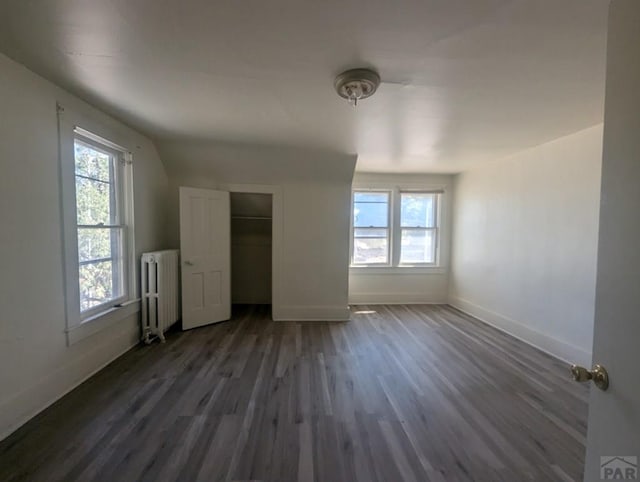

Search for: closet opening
xmin=230 ymin=192 xmax=273 ymax=318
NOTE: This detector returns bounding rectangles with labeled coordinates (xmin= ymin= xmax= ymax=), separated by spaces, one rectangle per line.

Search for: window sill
xmin=66 ymin=299 xmax=141 ymax=346
xmin=349 ymin=266 xmax=446 ymax=275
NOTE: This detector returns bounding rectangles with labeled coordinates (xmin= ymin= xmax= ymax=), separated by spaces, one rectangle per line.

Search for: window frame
xmin=350 ymin=186 xmax=443 ymax=270
xmin=397 ymin=190 xmax=440 ymax=267
xmin=58 ymin=105 xmax=138 ymax=345
xmin=350 ymin=189 xmax=393 ymax=266
xmin=74 ymin=132 xmax=129 ymax=320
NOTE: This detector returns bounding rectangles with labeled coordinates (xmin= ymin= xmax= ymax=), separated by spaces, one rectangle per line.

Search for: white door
xmin=583 ymin=2 xmax=640 ymax=481
xmin=179 ymin=187 xmax=231 ymax=330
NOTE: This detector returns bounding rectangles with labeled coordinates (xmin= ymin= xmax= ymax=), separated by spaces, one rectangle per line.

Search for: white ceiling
xmin=0 ymin=0 xmax=608 ymax=173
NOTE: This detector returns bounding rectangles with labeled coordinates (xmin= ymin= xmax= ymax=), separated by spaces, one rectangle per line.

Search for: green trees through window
xmin=74 ymin=140 xmax=124 ymax=312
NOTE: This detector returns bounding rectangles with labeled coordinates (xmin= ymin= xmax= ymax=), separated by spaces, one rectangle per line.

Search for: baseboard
xmin=274 ymin=305 xmax=351 ymax=322
xmin=448 ymin=296 xmax=592 ymax=367
xmin=349 ymin=292 xmax=447 ymax=305
xmin=0 ymin=320 xmax=139 ymax=442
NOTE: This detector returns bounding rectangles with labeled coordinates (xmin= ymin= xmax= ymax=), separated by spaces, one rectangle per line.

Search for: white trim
xmin=350 ymin=189 xmax=393 ymax=266
xmin=122 ymin=149 xmax=136 ymax=308
xmin=349 ymin=266 xmax=446 ymax=275
xmin=349 ymin=295 xmax=447 ymax=305
xmin=397 ymin=192 xmax=440 ymax=266
xmin=448 ymin=296 xmax=592 ymax=367
xmin=57 ymin=103 xmax=137 ymax=345
xmin=274 ymin=305 xmax=351 ymax=322
xmin=350 ymin=300 xmax=445 ymax=305
xmin=79 ymin=293 xmax=128 ymax=323
xmin=352 ymin=180 xmax=449 ymax=191
xmin=74 ymin=132 xmax=123 ymax=159
xmin=74 ymin=126 xmax=130 ymax=154
xmin=58 ymin=105 xmax=82 ymax=333
xmin=66 ymin=299 xmax=140 ymax=345
xmin=350 ymin=185 xmax=442 ymax=269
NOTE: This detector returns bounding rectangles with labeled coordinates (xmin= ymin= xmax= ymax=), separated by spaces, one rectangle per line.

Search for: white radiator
xmin=141 ymin=250 xmax=180 ymax=344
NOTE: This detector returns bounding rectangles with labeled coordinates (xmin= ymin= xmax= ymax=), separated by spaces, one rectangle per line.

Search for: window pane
xmin=400 ymin=229 xmax=435 ymax=264
xmin=75 ymin=176 xmax=113 ymax=225
xmin=354 ymin=228 xmax=388 ymax=238
xmin=74 ymin=134 xmax=126 ymax=315
xmin=79 ymin=260 xmax=123 ymax=311
xmin=401 ymin=193 xmax=435 ymax=228
xmin=354 ymin=192 xmax=388 ymax=203
xmin=353 ymin=236 xmax=388 ymax=264
xmin=75 ymin=141 xmax=111 ymax=181
xmin=78 ymin=227 xmax=111 ymax=262
xmin=354 ymin=192 xmax=389 ymax=228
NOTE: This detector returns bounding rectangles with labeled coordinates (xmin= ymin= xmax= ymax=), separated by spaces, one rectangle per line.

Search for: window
xmin=351 ymin=188 xmax=441 ymax=267
xmin=352 ymin=191 xmax=390 ymax=264
xmin=400 ymin=192 xmax=437 ymax=264
xmin=74 ymin=133 xmax=128 ymax=317
xmin=58 ymin=105 xmax=138 ymax=344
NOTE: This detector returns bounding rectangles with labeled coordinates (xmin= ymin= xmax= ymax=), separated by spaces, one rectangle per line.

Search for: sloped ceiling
xmin=0 ymin=0 xmax=608 ymax=172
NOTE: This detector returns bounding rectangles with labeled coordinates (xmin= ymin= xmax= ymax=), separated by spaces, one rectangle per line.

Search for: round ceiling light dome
xmin=334 ymin=68 xmax=381 ymax=106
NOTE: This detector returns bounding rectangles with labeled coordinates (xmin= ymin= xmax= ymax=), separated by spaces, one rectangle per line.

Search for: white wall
xmin=0 ymin=53 xmax=169 ymax=439
xmin=449 ymin=125 xmax=603 ymax=366
xmin=349 ymin=173 xmax=454 ymax=304
xmin=159 ymin=140 xmax=356 ymax=321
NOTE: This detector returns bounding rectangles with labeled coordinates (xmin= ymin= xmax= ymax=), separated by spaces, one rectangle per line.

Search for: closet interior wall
xmin=230 ymin=193 xmax=273 ymax=305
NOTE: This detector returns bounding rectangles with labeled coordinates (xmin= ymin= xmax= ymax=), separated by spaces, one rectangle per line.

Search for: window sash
xmin=352 ymin=190 xmax=391 ymax=265
xmin=77 ymin=239 xmax=128 ymax=319
xmin=74 ymin=134 xmax=128 ymax=318
xmin=400 ymin=192 xmax=437 ymax=228
xmin=59 ymin=107 xmax=137 ymax=345
xmin=77 ymin=226 xmax=125 ymax=262
xmin=351 ymin=188 xmax=441 ymax=268
xmin=77 ymin=224 xmax=125 ymax=228
xmin=352 ymin=227 xmax=390 ymax=265
xmin=79 ymin=257 xmax=114 ymax=266
xmin=353 ymin=190 xmax=390 ymax=229
xmin=77 ymin=273 xmax=128 ymax=319
xmin=399 ymin=227 xmax=437 ymax=265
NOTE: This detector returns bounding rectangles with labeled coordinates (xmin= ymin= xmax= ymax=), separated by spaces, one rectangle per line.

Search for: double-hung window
xmin=352 ymin=191 xmax=391 ymax=264
xmin=351 ymin=188 xmax=441 ymax=267
xmin=400 ymin=192 xmax=438 ymax=264
xmin=58 ymin=104 xmax=137 ymax=345
xmin=74 ymin=132 xmax=129 ymax=318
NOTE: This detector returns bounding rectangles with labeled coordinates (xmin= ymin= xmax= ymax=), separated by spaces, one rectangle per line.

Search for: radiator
xmin=141 ymin=250 xmax=180 ymax=344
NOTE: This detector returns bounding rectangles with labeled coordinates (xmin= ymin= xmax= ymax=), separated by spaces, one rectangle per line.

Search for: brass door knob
xmin=570 ymin=364 xmax=609 ymax=391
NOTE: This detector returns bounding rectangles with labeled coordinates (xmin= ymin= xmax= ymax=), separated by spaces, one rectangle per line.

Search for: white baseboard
xmin=349 ymin=292 xmax=447 ymax=305
xmin=448 ymin=296 xmax=592 ymax=367
xmin=274 ymin=305 xmax=351 ymax=322
xmin=0 ymin=319 xmax=139 ymax=442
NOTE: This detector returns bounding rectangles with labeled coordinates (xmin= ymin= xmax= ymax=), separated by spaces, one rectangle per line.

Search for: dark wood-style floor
xmin=0 ymin=304 xmax=588 ymax=482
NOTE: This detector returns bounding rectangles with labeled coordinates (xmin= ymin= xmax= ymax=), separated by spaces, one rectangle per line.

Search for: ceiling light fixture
xmin=334 ymin=68 xmax=381 ymax=106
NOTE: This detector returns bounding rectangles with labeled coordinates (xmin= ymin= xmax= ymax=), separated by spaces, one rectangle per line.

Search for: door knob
xmin=184 ymin=260 xmax=194 ymax=266
xmin=570 ymin=364 xmax=609 ymax=391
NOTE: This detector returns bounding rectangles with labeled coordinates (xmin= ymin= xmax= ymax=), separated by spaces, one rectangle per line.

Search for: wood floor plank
xmin=0 ymin=304 xmax=588 ymax=481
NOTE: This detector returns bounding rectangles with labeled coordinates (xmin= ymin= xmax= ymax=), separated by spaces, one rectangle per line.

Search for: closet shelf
xmin=231 ymin=215 xmax=272 ymax=220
